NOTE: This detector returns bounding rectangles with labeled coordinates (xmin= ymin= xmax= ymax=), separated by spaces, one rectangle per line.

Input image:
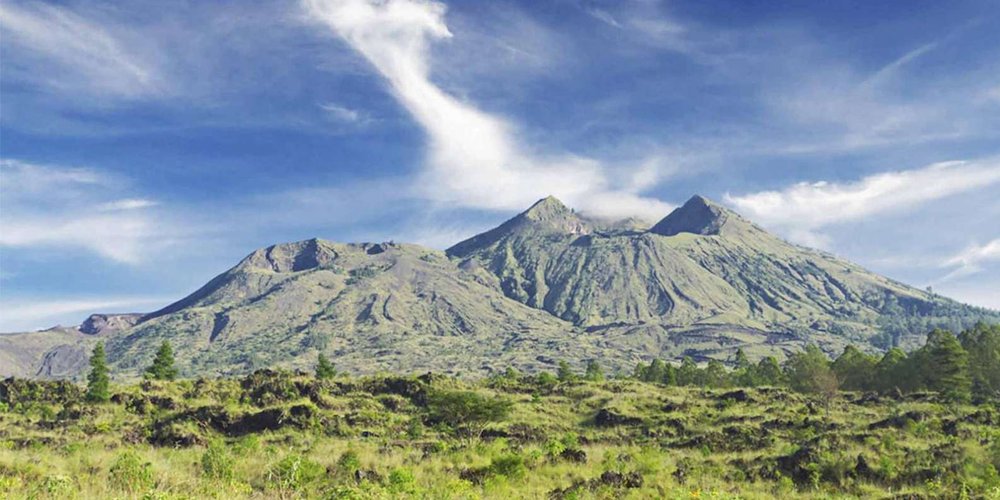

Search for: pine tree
xmin=584 ymin=359 xmax=604 ymax=382
xmin=785 ymin=345 xmax=838 ymax=395
xmin=755 ymin=357 xmax=784 ymax=386
xmin=875 ymin=347 xmax=909 ymax=394
xmin=733 ymin=349 xmax=755 ymax=386
xmin=923 ymin=329 xmax=971 ymax=403
xmin=734 ymin=349 xmax=751 ymax=370
xmin=144 ymin=341 xmax=179 ymax=381
xmin=557 ymin=360 xmax=577 ymax=383
xmin=677 ymin=357 xmax=702 ymax=386
xmin=704 ymin=360 xmax=729 ymax=388
xmin=316 ymin=353 xmax=337 ymax=380
xmin=86 ymin=342 xmax=111 ymax=403
xmin=960 ymin=322 xmax=1000 ymax=399
xmin=831 ymin=345 xmax=876 ymax=391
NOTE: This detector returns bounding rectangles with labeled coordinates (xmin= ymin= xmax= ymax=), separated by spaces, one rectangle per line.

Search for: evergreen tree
xmin=557 ymin=360 xmax=577 ymax=383
xmin=676 ymin=357 xmax=702 ymax=386
xmin=583 ymin=359 xmax=604 ymax=382
xmin=734 ymin=349 xmax=751 ymax=370
xmin=755 ymin=357 xmax=784 ymax=386
xmin=732 ymin=349 xmax=756 ymax=386
xmin=923 ymin=329 xmax=971 ymax=403
xmin=831 ymin=345 xmax=876 ymax=391
xmin=875 ymin=348 xmax=908 ymax=394
xmin=960 ymin=322 xmax=1000 ymax=398
xmin=144 ymin=341 xmax=179 ymax=381
xmin=86 ymin=342 xmax=111 ymax=403
xmin=704 ymin=360 xmax=729 ymax=388
xmin=316 ymin=353 xmax=337 ymax=380
xmin=785 ymin=345 xmax=838 ymax=395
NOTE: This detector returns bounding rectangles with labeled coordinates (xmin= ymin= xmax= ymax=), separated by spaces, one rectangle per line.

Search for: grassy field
xmin=1 ymin=371 xmax=998 ymax=499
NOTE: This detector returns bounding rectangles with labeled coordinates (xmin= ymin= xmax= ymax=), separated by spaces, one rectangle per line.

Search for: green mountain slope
xmin=449 ymin=195 xmax=994 ymax=352
xmin=2 ymin=195 xmax=996 ymax=379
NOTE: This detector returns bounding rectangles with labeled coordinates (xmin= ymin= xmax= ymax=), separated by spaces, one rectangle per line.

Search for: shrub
xmin=108 ymin=450 xmax=154 ymax=493
xmin=388 ymin=468 xmax=417 ymax=494
xmin=426 ymin=390 xmax=512 ymax=438
xmin=201 ymin=440 xmax=235 ymax=481
xmin=337 ymin=449 xmax=361 ymax=475
xmin=488 ymin=453 xmax=527 ymax=479
xmin=268 ymin=454 xmax=323 ymax=491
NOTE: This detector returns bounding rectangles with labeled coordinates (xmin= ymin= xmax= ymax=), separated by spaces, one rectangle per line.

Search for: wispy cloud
xmin=725 ymin=159 xmax=1000 ymax=247
xmin=939 ymin=239 xmax=1000 ymax=282
xmin=0 ymin=159 xmax=166 ymax=263
xmin=0 ymin=1 xmax=162 ymax=98
xmin=301 ymin=0 xmax=672 ymax=221
xmin=0 ymin=296 xmax=171 ymax=332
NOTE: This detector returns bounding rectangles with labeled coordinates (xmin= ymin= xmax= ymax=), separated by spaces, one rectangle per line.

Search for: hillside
xmin=1 ymin=195 xmax=995 ymax=379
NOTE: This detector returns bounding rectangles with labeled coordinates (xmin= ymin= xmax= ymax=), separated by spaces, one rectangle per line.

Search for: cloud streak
xmin=0 ymin=159 xmax=164 ymax=263
xmin=0 ymin=296 xmax=171 ymax=332
xmin=301 ymin=0 xmax=672 ymax=220
xmin=725 ymin=159 xmax=1000 ymax=246
xmin=0 ymin=1 xmax=161 ymax=98
xmin=940 ymin=239 xmax=1000 ymax=281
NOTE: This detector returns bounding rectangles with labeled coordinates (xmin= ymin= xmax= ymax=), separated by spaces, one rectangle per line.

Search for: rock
xmin=354 ymin=469 xmax=383 ymax=484
xmin=851 ymin=454 xmax=877 ymax=481
xmin=0 ymin=377 xmax=82 ymax=406
xmin=868 ymin=411 xmax=927 ymax=430
xmin=719 ymin=390 xmax=752 ymax=403
xmin=559 ymin=448 xmax=587 ymax=463
xmin=594 ymin=408 xmax=642 ymax=427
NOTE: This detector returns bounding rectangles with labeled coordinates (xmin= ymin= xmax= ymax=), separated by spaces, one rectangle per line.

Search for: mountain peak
xmin=521 ymin=196 xmax=571 ymax=221
xmin=446 ymin=196 xmax=588 ymax=258
xmin=650 ymin=195 xmax=735 ymax=236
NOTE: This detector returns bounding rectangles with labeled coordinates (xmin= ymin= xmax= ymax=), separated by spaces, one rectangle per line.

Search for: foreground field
xmin=1 ymin=371 xmax=998 ymax=499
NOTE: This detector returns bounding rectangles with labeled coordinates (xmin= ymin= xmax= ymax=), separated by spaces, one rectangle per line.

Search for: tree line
xmin=632 ymin=323 xmax=1000 ymax=403
xmin=83 ymin=323 xmax=998 ymax=405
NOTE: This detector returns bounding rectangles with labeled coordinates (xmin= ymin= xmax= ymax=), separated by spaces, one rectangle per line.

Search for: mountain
xmin=2 ymin=195 xmax=996 ymax=380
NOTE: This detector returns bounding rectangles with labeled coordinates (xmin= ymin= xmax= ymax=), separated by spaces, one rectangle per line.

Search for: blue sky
xmin=1 ymin=0 xmax=998 ymax=331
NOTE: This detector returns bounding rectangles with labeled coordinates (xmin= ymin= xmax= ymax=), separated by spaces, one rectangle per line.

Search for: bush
xmin=268 ymin=454 xmax=323 ymax=491
xmin=488 ymin=453 xmax=527 ymax=479
xmin=426 ymin=390 xmax=512 ymax=438
xmin=388 ymin=468 xmax=417 ymax=494
xmin=201 ymin=440 xmax=235 ymax=481
xmin=337 ymin=449 xmax=362 ymax=475
xmin=108 ymin=450 xmax=154 ymax=493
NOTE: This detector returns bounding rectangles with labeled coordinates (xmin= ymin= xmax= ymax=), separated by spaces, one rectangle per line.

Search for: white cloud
xmin=99 ymin=198 xmax=159 ymax=211
xmin=0 ymin=159 xmax=163 ymax=263
xmin=0 ymin=1 xmax=161 ymax=98
xmin=0 ymin=296 xmax=170 ymax=332
xmin=585 ymin=8 xmax=622 ymax=29
xmin=725 ymin=159 xmax=1000 ymax=246
xmin=301 ymin=0 xmax=672 ymax=221
xmin=939 ymin=239 xmax=1000 ymax=281
xmin=319 ymin=102 xmax=367 ymax=124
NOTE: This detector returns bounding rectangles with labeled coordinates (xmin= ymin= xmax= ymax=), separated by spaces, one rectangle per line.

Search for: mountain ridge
xmin=2 ymin=195 xmax=996 ymax=380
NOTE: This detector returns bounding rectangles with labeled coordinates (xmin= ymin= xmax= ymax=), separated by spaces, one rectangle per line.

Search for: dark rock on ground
xmin=868 ymin=411 xmax=928 ymax=430
xmin=560 ymin=448 xmax=587 ymax=463
xmin=594 ymin=408 xmax=642 ymax=427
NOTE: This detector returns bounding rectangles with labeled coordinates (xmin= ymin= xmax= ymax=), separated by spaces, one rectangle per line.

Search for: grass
xmin=1 ymin=371 xmax=998 ymax=499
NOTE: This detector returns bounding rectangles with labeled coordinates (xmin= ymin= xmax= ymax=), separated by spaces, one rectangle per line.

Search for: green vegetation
xmin=85 ymin=342 xmax=110 ymax=403
xmin=144 ymin=341 xmax=178 ymax=381
xmin=633 ymin=324 xmax=999 ymax=403
xmin=315 ymin=353 xmax=337 ymax=380
xmin=1 ymin=324 xmax=998 ymax=499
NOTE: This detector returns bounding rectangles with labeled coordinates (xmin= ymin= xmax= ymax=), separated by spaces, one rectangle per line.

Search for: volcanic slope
xmin=2 ymin=195 xmax=995 ymax=379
